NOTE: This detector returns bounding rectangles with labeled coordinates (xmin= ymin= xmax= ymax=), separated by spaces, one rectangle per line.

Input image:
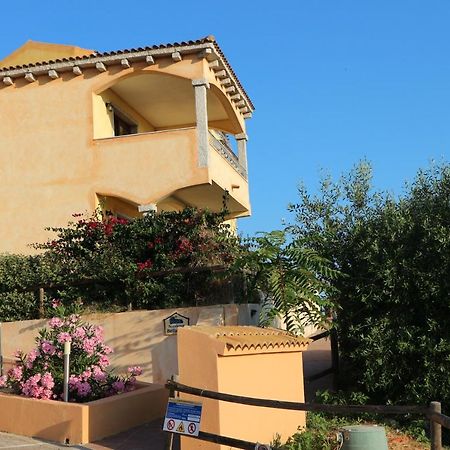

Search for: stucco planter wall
xmin=0 ymin=382 xmax=167 ymax=445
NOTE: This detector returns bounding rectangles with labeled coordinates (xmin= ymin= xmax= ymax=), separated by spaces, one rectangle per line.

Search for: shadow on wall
xmin=0 ymin=304 xmax=261 ymax=384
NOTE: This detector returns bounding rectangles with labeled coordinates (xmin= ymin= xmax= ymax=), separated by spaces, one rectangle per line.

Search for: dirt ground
xmin=386 ymin=429 xmax=428 ymax=449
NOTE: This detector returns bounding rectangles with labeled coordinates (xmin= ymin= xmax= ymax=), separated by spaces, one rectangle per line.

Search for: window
xmin=106 ymin=103 xmax=138 ymax=136
xmin=113 ymin=110 xmax=138 ymax=136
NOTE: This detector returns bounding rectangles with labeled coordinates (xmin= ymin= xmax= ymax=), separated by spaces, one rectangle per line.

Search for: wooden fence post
xmin=38 ymin=288 xmax=45 ymax=319
xmin=430 ymin=401 xmax=442 ymax=450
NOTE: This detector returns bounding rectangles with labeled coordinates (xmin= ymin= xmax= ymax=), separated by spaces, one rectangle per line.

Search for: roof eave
xmin=0 ymin=38 xmax=254 ymax=115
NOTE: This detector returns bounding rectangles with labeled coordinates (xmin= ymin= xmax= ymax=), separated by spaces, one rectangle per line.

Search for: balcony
xmin=208 ymin=131 xmax=247 ymax=180
xmin=92 ymin=126 xmax=250 ymax=216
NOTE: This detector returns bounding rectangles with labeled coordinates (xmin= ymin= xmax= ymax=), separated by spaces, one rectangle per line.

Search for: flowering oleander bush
xmin=0 ymin=302 xmax=142 ymax=402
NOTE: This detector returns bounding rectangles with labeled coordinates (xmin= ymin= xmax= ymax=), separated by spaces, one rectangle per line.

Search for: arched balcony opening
xmin=97 ymin=194 xmax=140 ymax=219
xmin=93 ymin=72 xmax=243 ymax=139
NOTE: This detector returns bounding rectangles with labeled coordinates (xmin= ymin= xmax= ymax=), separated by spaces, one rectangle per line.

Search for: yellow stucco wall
xmin=178 ymin=327 xmax=309 ymax=450
xmin=0 ymin=41 xmax=93 ymax=68
xmin=0 ymin=304 xmax=254 ymax=385
xmin=0 ymin=45 xmax=251 ymax=254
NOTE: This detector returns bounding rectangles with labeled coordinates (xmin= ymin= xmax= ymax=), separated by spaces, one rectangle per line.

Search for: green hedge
xmin=0 ymin=254 xmax=42 ymax=321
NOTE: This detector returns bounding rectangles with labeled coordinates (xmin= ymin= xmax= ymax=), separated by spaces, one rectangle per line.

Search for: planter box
xmin=0 ymin=382 xmax=167 ymax=445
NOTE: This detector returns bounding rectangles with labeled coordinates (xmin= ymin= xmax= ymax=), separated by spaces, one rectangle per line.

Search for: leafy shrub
xmin=0 ymin=208 xmax=241 ymax=320
xmin=273 ymin=413 xmax=346 ymax=450
xmin=0 ymin=254 xmax=45 ymax=321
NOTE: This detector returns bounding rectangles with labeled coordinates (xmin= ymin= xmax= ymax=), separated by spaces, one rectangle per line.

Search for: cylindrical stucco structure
xmin=177 ymin=326 xmax=310 ymax=449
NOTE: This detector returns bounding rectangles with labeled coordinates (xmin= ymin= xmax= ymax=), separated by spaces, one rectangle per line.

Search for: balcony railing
xmin=208 ymin=131 xmax=247 ymax=180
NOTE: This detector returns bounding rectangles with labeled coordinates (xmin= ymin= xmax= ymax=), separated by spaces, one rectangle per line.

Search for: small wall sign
xmin=163 ymin=312 xmax=190 ymax=335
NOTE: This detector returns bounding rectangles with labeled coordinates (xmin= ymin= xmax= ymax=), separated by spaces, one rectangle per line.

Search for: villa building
xmin=0 ymin=36 xmax=253 ymax=254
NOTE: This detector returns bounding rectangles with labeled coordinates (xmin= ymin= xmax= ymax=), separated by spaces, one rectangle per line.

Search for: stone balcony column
xmin=235 ymin=132 xmax=248 ymax=174
xmin=192 ymin=79 xmax=210 ymax=167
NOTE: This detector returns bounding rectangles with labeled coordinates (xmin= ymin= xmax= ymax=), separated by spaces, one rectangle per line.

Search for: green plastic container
xmin=341 ymin=425 xmax=388 ymax=450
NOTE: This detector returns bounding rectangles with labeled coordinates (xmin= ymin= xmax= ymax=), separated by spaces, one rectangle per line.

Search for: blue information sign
xmin=163 ymin=399 xmax=202 ymax=436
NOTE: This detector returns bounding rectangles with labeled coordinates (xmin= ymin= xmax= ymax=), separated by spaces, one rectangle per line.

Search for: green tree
xmin=289 ymin=161 xmax=450 ymax=409
xmin=237 ymin=230 xmax=340 ymax=334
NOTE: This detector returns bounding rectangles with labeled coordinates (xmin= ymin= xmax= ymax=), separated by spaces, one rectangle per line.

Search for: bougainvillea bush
xmin=0 ymin=208 xmax=242 ymax=320
xmin=0 ymin=302 xmax=142 ymax=402
xmin=38 ymin=208 xmax=239 ymax=314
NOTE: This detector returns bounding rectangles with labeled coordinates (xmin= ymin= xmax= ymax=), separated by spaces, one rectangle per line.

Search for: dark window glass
xmin=113 ymin=111 xmax=138 ymax=136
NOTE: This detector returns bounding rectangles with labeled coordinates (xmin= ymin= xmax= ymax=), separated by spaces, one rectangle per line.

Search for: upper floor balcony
xmin=91 ymin=70 xmax=250 ymax=217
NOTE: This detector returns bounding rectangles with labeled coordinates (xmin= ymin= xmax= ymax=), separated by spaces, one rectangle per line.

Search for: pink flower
xmin=0 ymin=375 xmax=8 ymax=387
xmin=20 ymin=372 xmax=55 ymax=400
xmin=102 ymin=345 xmax=113 ymax=355
xmin=25 ymin=349 xmax=40 ymax=369
xmin=7 ymin=313 xmax=140 ymax=403
xmin=81 ymin=369 xmax=92 ymax=380
xmin=40 ymin=389 xmax=53 ymax=400
xmin=21 ymin=374 xmax=42 ymax=398
xmin=51 ymin=299 xmax=61 ymax=308
xmin=69 ymin=314 xmax=79 ymax=324
xmin=48 ymin=317 xmax=64 ymax=328
xmin=69 ymin=375 xmax=80 ymax=387
xmin=112 ymin=380 xmax=125 ymax=393
xmin=76 ymin=381 xmax=92 ymax=397
xmin=8 ymin=366 xmax=23 ymax=381
xmin=127 ymin=366 xmax=143 ymax=377
xmin=73 ymin=327 xmax=86 ymax=339
xmin=57 ymin=332 xmax=71 ymax=344
xmin=92 ymin=366 xmax=107 ymax=382
xmin=41 ymin=340 xmax=56 ymax=355
xmin=98 ymin=355 xmax=110 ymax=369
xmin=41 ymin=372 xmax=55 ymax=390
xmin=94 ymin=326 xmax=104 ymax=340
xmin=82 ymin=338 xmax=97 ymax=356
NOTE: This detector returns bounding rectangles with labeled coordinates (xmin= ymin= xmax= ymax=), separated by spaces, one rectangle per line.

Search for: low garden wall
xmin=0 ymin=382 xmax=166 ymax=444
xmin=0 ymin=303 xmax=261 ymax=384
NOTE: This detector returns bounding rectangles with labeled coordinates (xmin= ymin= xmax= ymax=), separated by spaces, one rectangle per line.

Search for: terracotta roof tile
xmin=193 ymin=326 xmax=310 ymax=352
xmin=0 ymin=36 xmax=254 ymax=111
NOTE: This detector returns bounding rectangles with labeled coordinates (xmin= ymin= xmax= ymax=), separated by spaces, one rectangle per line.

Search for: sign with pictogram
xmin=162 ymin=398 xmax=202 ymax=437
xmin=163 ymin=312 xmax=190 ymax=335
xmin=255 ymin=444 xmax=271 ymax=450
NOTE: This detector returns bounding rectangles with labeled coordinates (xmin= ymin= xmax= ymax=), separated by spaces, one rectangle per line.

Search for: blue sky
xmin=2 ymin=1 xmax=449 ymax=236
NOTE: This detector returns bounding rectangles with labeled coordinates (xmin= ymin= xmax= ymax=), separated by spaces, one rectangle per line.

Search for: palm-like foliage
xmin=240 ymin=230 xmax=340 ymax=335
